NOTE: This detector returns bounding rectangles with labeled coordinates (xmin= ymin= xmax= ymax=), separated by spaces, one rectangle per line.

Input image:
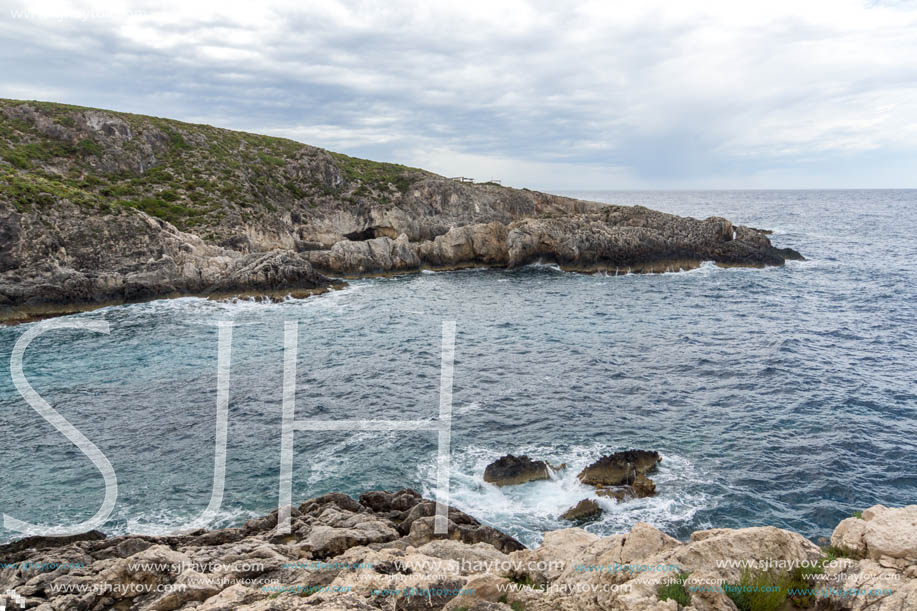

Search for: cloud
xmin=2 ymin=0 xmax=916 ymax=188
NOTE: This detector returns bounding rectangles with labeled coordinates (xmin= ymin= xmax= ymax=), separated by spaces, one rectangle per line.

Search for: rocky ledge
xmin=2 ymin=493 xmax=914 ymax=611
xmin=0 ymin=100 xmax=803 ymax=322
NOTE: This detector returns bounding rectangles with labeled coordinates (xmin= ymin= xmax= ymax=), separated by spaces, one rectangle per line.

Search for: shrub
xmin=122 ymin=197 xmax=201 ymax=227
xmin=78 ymin=138 xmax=102 ymax=157
xmin=657 ymin=572 xmax=692 ymax=606
xmin=822 ymin=544 xmax=865 ymax=562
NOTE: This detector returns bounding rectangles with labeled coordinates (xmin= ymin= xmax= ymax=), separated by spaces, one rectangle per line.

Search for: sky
xmin=1 ymin=0 xmax=917 ymax=190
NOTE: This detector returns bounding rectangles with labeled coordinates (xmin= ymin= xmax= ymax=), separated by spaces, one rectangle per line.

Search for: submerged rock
xmin=596 ymin=473 xmax=657 ymax=502
xmin=483 ymin=454 xmax=551 ymax=487
xmin=561 ymin=499 xmax=603 ymax=522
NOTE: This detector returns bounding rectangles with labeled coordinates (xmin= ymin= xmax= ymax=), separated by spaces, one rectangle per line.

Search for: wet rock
xmin=483 ymin=455 xmax=551 ymax=487
xmin=561 ymin=499 xmax=603 ymax=522
xmin=577 ymin=450 xmax=661 ymax=486
xmin=596 ymin=472 xmax=658 ymax=502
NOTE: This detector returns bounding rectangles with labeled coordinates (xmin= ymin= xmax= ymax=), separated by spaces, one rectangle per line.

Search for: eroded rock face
xmin=0 ymin=202 xmax=334 ymax=321
xmin=483 ymin=455 xmax=551 ymax=487
xmin=297 ymin=209 xmax=804 ymax=281
xmin=2 ymin=497 xmax=914 ymax=611
xmin=577 ymin=450 xmax=662 ymax=486
xmin=0 ymin=102 xmax=803 ymax=320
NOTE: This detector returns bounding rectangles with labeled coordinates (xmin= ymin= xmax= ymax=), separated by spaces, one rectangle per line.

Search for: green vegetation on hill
xmin=0 ymin=98 xmax=432 ymax=232
xmin=329 ymin=151 xmax=425 ymax=194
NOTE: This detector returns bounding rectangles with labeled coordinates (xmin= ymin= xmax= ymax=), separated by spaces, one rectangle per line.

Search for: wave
xmin=416 ymin=443 xmax=714 ymax=547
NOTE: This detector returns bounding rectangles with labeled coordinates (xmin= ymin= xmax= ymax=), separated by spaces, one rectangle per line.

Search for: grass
xmin=496 ymin=593 xmax=525 ymax=610
xmin=723 ymin=563 xmax=826 ymax=611
xmin=1 ymin=170 xmax=103 ymax=211
xmin=329 ymin=150 xmax=425 ymax=194
xmin=121 ymin=197 xmax=204 ymax=226
xmin=821 ymin=544 xmax=865 ymax=562
xmin=723 ymin=569 xmax=785 ymax=611
xmin=657 ymin=571 xmax=692 ymax=606
xmin=851 ymin=510 xmax=863 ymax=519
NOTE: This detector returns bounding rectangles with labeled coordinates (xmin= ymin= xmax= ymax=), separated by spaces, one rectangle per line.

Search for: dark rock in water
xmin=596 ymin=473 xmax=658 ymax=502
xmin=632 ymin=472 xmax=657 ymax=497
xmin=561 ymin=499 xmax=603 ymax=522
xmin=483 ymin=454 xmax=551 ymax=486
xmin=577 ymin=449 xmax=661 ymax=486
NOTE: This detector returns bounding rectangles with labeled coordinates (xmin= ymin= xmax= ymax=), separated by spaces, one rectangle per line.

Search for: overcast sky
xmin=2 ymin=0 xmax=916 ymax=189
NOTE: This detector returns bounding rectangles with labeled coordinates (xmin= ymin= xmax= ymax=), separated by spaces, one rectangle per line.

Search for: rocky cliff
xmin=0 ymin=99 xmax=802 ymax=321
xmin=1 ymin=492 xmax=913 ymax=611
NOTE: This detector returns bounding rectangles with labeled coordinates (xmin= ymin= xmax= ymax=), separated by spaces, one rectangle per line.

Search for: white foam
xmin=417 ymin=443 xmax=714 ymax=546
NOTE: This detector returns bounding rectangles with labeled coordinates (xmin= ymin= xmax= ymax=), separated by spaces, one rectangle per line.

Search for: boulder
xmin=832 ymin=504 xmax=917 ymax=563
xmin=6 ymin=491 xmax=912 ymax=611
xmin=561 ymin=499 xmax=603 ymax=522
xmin=577 ymin=450 xmax=661 ymax=486
xmin=406 ymin=516 xmax=526 ymax=554
xmin=483 ymin=455 xmax=551 ymax=487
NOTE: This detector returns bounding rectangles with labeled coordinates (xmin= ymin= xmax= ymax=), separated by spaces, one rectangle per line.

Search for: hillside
xmin=0 ymin=99 xmax=802 ymax=321
xmin=0 ymin=98 xmax=439 ymax=241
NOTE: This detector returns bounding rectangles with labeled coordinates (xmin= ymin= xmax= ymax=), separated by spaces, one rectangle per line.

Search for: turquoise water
xmin=1 ymin=190 xmax=915 ymax=547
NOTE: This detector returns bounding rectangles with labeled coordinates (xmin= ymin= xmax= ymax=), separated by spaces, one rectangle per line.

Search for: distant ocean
xmin=2 ymin=190 xmax=915 ymax=547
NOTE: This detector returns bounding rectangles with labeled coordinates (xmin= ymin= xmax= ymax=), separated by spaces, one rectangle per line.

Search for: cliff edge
xmin=0 ymin=99 xmax=802 ymax=321
xmin=1 ymin=492 xmax=913 ymax=610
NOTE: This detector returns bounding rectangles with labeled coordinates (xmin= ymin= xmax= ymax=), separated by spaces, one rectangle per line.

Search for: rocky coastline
xmin=0 ymin=99 xmax=803 ymax=323
xmin=1 ymin=490 xmax=914 ymax=611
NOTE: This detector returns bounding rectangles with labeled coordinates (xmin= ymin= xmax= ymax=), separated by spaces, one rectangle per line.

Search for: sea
xmin=1 ymin=190 xmax=915 ymax=547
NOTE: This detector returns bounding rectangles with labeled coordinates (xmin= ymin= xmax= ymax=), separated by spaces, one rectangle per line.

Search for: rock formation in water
xmin=560 ymin=499 xmax=603 ymax=522
xmin=483 ymin=455 xmax=552 ymax=487
xmin=577 ymin=450 xmax=662 ymax=487
xmin=0 ymin=99 xmax=803 ymax=321
xmin=1 ymin=493 xmax=914 ymax=610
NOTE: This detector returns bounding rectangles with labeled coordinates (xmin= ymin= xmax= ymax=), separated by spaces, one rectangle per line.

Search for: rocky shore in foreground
xmin=0 ymin=99 xmax=802 ymax=322
xmin=1 ymin=491 xmax=914 ymax=611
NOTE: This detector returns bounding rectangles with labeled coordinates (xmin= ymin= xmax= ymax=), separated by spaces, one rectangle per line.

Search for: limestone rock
xmin=833 ymin=504 xmax=917 ymax=563
xmin=1 ymin=101 xmax=804 ymax=321
xmin=6 ymin=492 xmax=910 ymax=611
